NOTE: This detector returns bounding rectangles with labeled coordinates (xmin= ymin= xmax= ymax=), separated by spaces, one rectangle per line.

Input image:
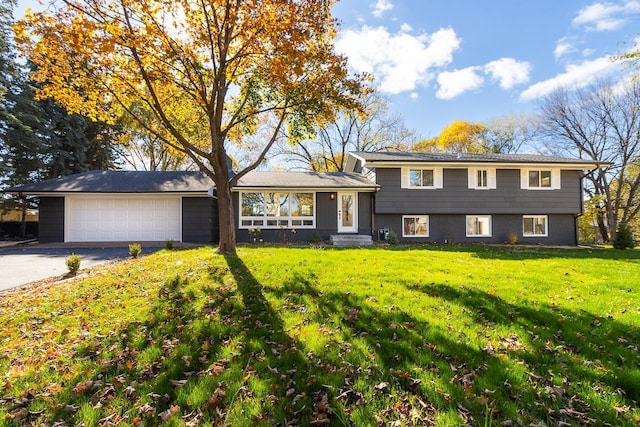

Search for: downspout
xmin=371 ymin=192 xmax=375 ymax=238
xmin=576 ymin=170 xmax=585 ymax=246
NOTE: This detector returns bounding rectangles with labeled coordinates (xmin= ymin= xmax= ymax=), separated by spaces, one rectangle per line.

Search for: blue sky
xmin=332 ymin=0 xmax=639 ymax=138
xmin=14 ymin=0 xmax=640 ymax=139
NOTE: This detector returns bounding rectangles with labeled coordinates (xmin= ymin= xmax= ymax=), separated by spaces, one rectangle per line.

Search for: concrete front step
xmin=330 ymin=234 xmax=373 ymax=247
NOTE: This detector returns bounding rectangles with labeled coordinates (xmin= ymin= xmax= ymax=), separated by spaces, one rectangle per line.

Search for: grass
xmin=1 ymin=244 xmax=639 ymax=426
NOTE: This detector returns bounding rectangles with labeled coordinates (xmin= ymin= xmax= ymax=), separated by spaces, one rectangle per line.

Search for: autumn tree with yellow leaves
xmin=412 ymin=120 xmax=488 ymax=154
xmin=16 ymin=0 xmax=365 ymax=255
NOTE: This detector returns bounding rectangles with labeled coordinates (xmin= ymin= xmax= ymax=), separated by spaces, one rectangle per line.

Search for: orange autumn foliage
xmin=16 ymin=0 xmax=366 ymax=254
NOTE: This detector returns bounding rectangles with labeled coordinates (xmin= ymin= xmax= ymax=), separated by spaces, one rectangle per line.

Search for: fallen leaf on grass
xmin=159 ymin=405 xmax=181 ymax=422
xmin=137 ymin=403 xmax=156 ymax=416
xmin=169 ymin=379 xmax=188 ymax=388
xmin=207 ymin=362 xmax=225 ymax=376
xmin=72 ymin=380 xmax=101 ymax=394
xmin=207 ymin=387 xmax=226 ymax=406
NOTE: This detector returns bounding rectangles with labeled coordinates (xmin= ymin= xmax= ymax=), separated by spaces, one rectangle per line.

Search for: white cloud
xmin=519 ymin=57 xmax=620 ymax=101
xmin=372 ymin=0 xmax=394 ymax=17
xmin=400 ymin=23 xmax=412 ymax=33
xmin=484 ymin=58 xmax=531 ymax=89
xmin=410 ymin=92 xmax=419 ymax=99
xmin=554 ymin=38 xmax=574 ymax=60
xmin=573 ymin=1 xmax=640 ymax=31
xmin=436 ymin=67 xmax=484 ymax=100
xmin=336 ymin=26 xmax=461 ymax=94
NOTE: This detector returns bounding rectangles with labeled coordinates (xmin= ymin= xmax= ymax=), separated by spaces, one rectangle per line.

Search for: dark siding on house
xmin=374 ymin=168 xmax=583 ymax=214
xmin=39 ymin=197 xmax=65 ymax=243
xmin=182 ymin=197 xmax=216 ymax=243
xmin=358 ymin=192 xmax=372 ymax=236
xmin=234 ymin=191 xmax=374 ymax=243
xmin=315 ymin=192 xmax=336 ymax=239
xmin=374 ymin=214 xmax=577 ymax=246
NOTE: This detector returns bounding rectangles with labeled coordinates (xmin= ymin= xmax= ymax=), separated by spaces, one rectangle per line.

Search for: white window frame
xmin=401 ymin=167 xmax=443 ymax=189
xmin=467 ymin=167 xmax=496 ymax=189
xmin=523 ymin=215 xmax=548 ymax=237
xmin=239 ymin=191 xmax=316 ymax=229
xmin=402 ymin=215 xmax=429 ymax=237
xmin=520 ymin=168 xmax=561 ymax=190
xmin=466 ymin=215 xmax=492 ymax=237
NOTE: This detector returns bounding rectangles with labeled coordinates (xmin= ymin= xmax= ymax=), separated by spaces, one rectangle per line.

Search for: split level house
xmin=6 ymin=151 xmax=605 ymax=246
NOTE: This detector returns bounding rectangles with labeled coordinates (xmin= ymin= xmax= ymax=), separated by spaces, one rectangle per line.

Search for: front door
xmin=337 ymin=192 xmax=357 ymax=233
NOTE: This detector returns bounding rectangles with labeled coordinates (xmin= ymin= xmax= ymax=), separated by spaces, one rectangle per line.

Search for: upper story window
xmin=529 ymin=170 xmax=551 ymax=188
xmin=401 ymin=167 xmax=443 ymax=189
xmin=521 ymin=168 xmax=561 ymax=190
xmin=410 ymin=169 xmax=433 ymax=187
xmin=467 ymin=167 xmax=496 ymax=189
xmin=477 ymin=170 xmax=488 ymax=187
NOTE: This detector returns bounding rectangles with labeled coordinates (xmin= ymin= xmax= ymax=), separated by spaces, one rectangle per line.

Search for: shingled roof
xmin=350 ymin=151 xmax=606 ymax=166
xmin=233 ymin=171 xmax=378 ymax=189
xmin=5 ymin=170 xmax=378 ymax=194
xmin=6 ymin=170 xmax=215 ymax=194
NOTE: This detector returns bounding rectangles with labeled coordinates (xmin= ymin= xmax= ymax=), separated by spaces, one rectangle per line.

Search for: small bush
xmin=310 ymin=229 xmax=321 ymax=244
xmin=387 ymin=229 xmax=398 ymax=245
xmin=129 ymin=243 xmax=142 ymax=258
xmin=613 ymin=223 xmax=636 ymax=249
xmin=65 ymin=254 xmax=81 ymax=275
xmin=248 ymin=227 xmax=262 ymax=242
xmin=508 ymin=233 xmax=518 ymax=245
xmin=166 ymin=239 xmax=174 ymax=250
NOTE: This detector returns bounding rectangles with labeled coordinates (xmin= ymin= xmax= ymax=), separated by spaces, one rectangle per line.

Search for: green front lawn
xmin=1 ymin=244 xmax=639 ymax=426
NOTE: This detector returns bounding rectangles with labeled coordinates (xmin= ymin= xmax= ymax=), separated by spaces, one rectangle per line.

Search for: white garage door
xmin=67 ymin=197 xmax=181 ymax=242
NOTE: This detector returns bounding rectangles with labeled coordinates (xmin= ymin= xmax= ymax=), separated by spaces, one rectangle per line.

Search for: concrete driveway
xmin=0 ymin=243 xmax=164 ymax=292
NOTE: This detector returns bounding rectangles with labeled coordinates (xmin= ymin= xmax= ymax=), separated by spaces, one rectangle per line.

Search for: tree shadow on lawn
xmin=9 ymin=252 xmax=637 ymax=426
xmin=226 ymin=258 xmax=499 ymax=425
xmin=249 ymin=263 xmax=639 ymax=425
xmin=405 ymin=281 xmax=640 ymax=424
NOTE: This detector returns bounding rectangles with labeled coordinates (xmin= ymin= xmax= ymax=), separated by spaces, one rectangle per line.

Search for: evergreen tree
xmin=612 ymin=223 xmax=636 ymax=249
xmin=1 ymin=1 xmax=119 ymax=237
xmin=38 ymin=96 xmax=120 ymax=178
xmin=0 ymin=0 xmax=43 ymax=237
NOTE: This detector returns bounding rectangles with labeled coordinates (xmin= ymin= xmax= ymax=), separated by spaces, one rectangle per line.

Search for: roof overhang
xmin=232 ymin=186 xmax=378 ymax=192
xmin=5 ymin=191 xmax=213 ymax=197
xmin=359 ymin=160 xmax=606 ymax=170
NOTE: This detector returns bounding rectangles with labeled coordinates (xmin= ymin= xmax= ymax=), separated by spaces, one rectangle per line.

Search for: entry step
xmin=330 ymin=235 xmax=373 ymax=247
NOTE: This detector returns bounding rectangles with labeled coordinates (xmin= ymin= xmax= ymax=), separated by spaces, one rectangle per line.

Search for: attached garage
xmin=7 ymin=170 xmax=217 ymax=244
xmin=66 ymin=196 xmax=182 ymax=242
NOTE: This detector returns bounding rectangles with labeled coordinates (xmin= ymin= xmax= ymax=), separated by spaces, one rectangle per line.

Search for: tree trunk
xmin=215 ymin=179 xmax=237 ymax=256
xmin=19 ymin=198 xmax=27 ymax=238
xmin=596 ymin=213 xmax=609 ymax=243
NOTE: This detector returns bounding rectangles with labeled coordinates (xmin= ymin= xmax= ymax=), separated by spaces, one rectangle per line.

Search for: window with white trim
xmin=467 ymin=168 xmax=496 ymax=189
xmin=529 ymin=170 xmax=551 ymax=188
xmin=466 ymin=215 xmax=492 ymax=237
xmin=410 ymin=169 xmax=433 ymax=187
xmin=477 ymin=170 xmax=488 ymax=188
xmin=403 ymin=215 xmax=429 ymax=237
xmin=521 ymin=168 xmax=561 ymax=189
xmin=240 ymin=192 xmax=315 ymax=228
xmin=401 ymin=167 xmax=443 ymax=189
xmin=523 ymin=215 xmax=548 ymax=237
